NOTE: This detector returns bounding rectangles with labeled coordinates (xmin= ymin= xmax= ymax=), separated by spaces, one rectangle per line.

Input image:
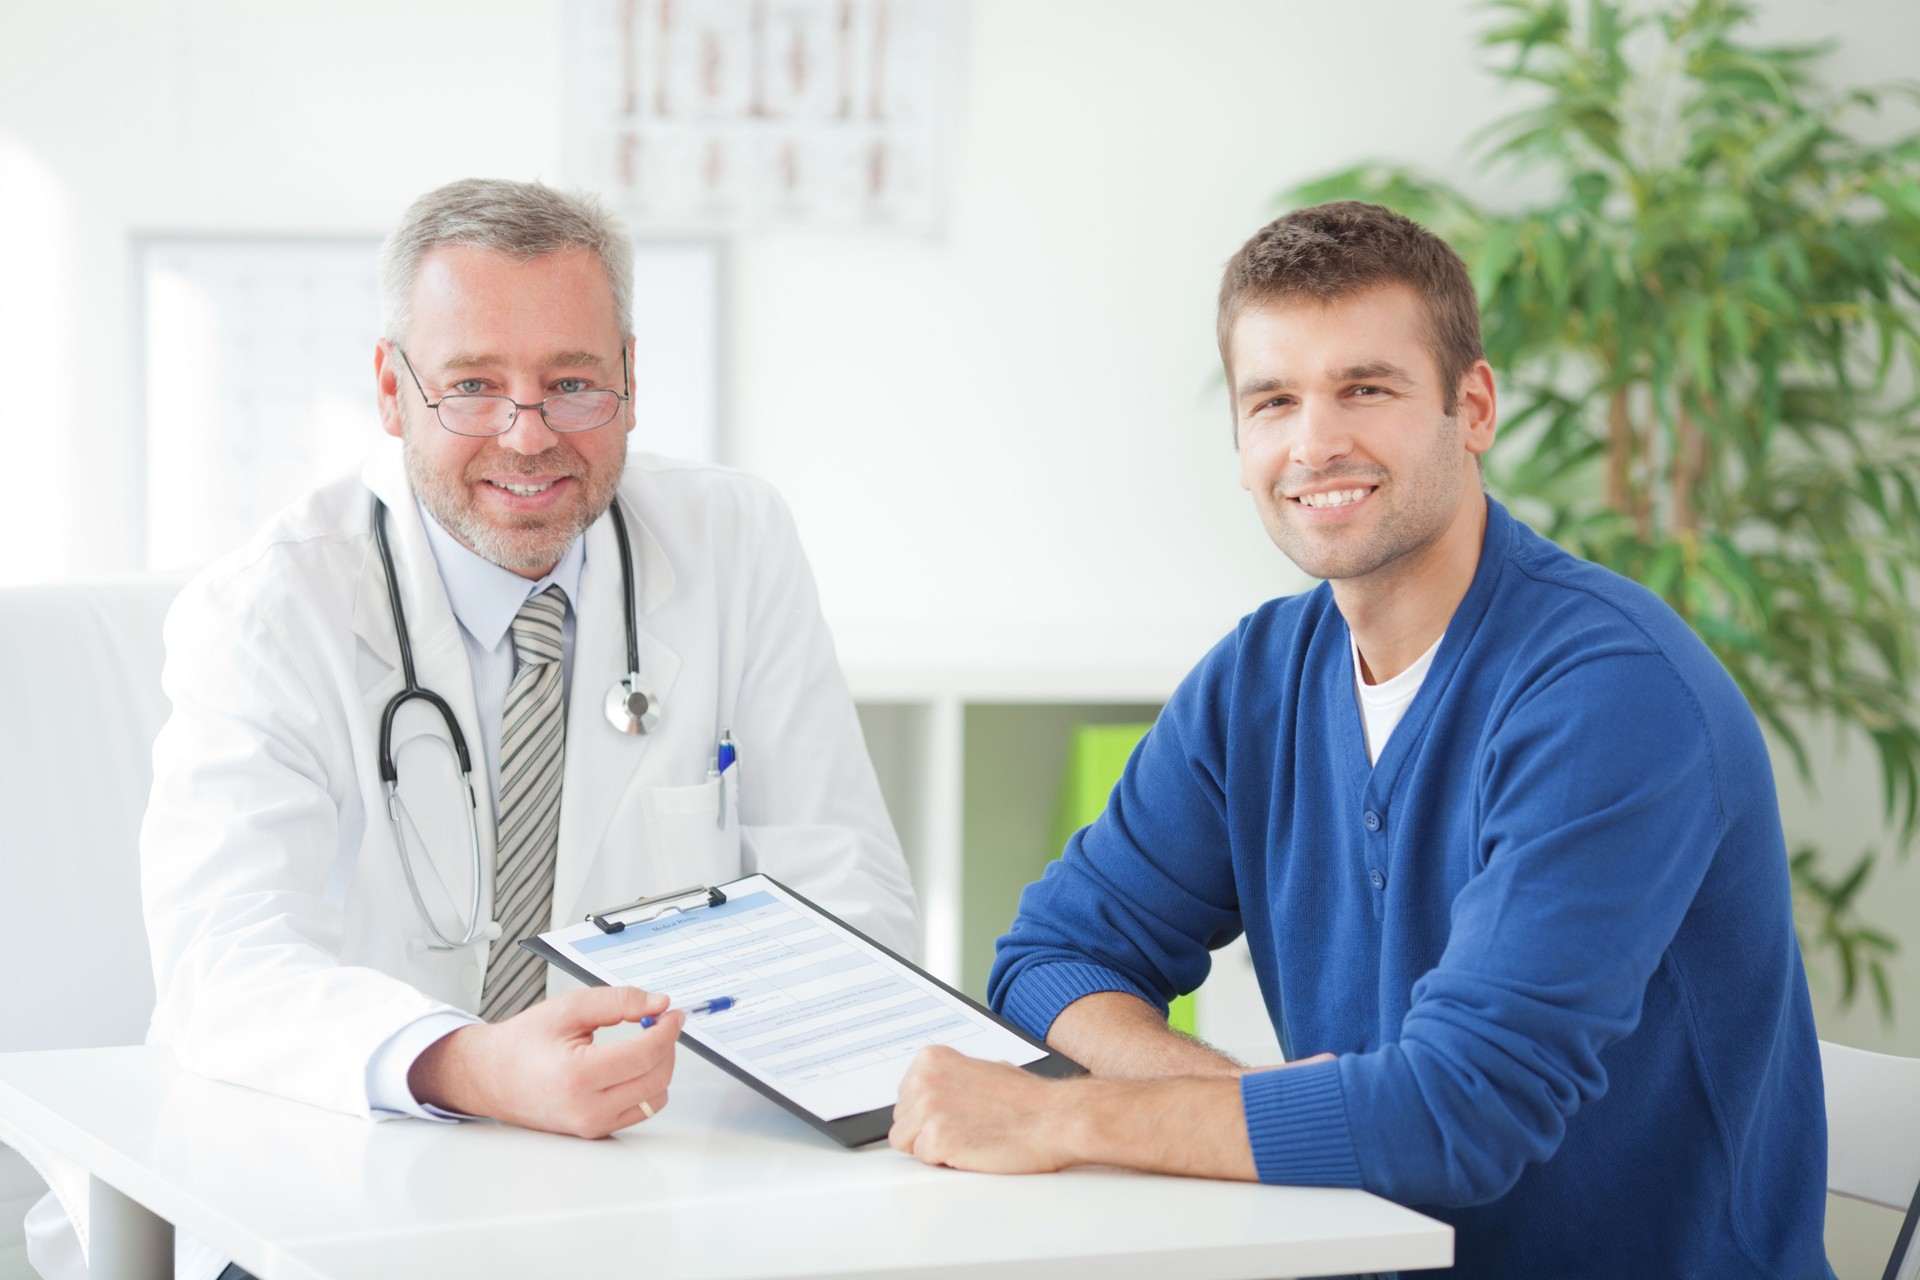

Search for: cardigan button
xmin=1363 ymin=809 xmax=1382 ymax=832
xmin=1369 ymin=869 xmax=1386 ymax=890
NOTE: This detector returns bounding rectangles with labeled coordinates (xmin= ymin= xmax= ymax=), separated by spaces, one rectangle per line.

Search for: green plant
xmin=1286 ymin=0 xmax=1920 ymax=1014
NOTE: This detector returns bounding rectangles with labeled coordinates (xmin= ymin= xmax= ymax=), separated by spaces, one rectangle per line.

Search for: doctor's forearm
xmin=409 ymin=1025 xmax=489 ymax=1115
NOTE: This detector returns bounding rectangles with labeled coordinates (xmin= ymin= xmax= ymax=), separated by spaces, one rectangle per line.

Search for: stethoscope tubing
xmin=370 ymin=493 xmax=645 ymax=952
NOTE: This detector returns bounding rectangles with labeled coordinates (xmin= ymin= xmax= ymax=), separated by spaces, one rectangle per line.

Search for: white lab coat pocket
xmin=640 ymin=769 xmax=742 ymax=889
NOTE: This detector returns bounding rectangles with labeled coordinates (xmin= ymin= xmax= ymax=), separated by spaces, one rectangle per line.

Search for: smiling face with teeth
xmin=375 ymin=244 xmax=635 ymax=579
xmin=1231 ymin=283 xmax=1496 ymax=598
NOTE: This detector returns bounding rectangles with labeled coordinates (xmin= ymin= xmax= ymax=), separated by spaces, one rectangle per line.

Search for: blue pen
xmin=640 ymin=995 xmax=735 ymax=1029
xmin=716 ymin=728 xmax=736 ymax=829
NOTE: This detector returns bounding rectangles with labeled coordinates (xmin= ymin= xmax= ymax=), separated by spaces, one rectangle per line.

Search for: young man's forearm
xmin=1049 ymin=1074 xmax=1260 ymax=1180
xmin=1045 ymin=991 xmax=1247 ymax=1080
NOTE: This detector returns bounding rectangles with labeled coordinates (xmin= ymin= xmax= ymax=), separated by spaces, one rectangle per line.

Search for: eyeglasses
xmin=394 ymin=346 xmax=631 ymax=438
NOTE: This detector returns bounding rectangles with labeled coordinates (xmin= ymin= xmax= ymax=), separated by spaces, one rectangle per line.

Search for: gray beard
xmin=435 ymin=497 xmax=594 ymax=573
xmin=403 ymin=438 xmax=622 ymax=574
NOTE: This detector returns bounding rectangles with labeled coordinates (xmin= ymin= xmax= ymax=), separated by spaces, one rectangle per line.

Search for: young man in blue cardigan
xmin=888 ymin=202 xmax=1833 ymax=1277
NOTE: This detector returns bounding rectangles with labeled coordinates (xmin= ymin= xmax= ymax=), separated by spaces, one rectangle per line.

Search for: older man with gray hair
xmin=25 ymin=177 xmax=918 ymax=1280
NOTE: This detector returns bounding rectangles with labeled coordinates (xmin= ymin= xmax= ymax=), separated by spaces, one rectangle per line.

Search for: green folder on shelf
xmin=1051 ymin=723 xmax=1198 ymax=1036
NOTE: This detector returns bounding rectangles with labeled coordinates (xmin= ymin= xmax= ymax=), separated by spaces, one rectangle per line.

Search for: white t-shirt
xmin=1352 ymin=630 xmax=1445 ymax=765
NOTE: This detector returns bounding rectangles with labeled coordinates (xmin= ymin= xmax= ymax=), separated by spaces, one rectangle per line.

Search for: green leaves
xmin=1792 ymin=846 xmax=1896 ymax=1018
xmin=1282 ymin=0 xmax=1920 ymax=1016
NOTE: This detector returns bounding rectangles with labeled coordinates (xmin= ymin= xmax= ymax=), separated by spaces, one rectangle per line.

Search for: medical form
xmin=530 ymin=875 xmax=1053 ymax=1128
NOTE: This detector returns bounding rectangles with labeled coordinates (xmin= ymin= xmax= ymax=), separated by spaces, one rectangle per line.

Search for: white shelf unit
xmin=843 ymin=647 xmax=1282 ymax=1066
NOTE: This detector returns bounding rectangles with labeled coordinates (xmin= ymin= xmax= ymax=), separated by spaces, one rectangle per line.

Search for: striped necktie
xmin=481 ymin=584 xmax=569 ymax=1022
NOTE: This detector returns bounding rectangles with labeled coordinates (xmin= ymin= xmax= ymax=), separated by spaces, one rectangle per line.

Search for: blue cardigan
xmin=990 ymin=501 xmax=1831 ymax=1278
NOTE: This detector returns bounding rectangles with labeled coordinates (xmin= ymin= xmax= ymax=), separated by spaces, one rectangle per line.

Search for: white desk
xmin=0 ymin=1046 xmax=1451 ymax=1280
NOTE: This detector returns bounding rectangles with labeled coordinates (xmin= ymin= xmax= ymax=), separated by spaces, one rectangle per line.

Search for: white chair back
xmin=0 ymin=578 xmax=183 ymax=1279
xmin=0 ymin=579 xmax=183 ymax=1051
xmin=1821 ymin=1039 xmax=1920 ymax=1280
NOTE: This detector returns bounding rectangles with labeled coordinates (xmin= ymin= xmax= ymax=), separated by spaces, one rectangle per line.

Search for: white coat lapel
xmin=552 ymin=492 xmax=680 ymax=923
xmin=350 ymin=445 xmax=500 ymax=933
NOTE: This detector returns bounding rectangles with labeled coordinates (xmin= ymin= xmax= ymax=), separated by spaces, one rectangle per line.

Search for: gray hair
xmin=377 ymin=178 xmax=634 ymax=343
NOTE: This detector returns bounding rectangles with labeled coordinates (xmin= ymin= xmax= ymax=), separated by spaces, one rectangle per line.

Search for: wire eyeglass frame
xmin=394 ymin=345 xmax=632 ymax=437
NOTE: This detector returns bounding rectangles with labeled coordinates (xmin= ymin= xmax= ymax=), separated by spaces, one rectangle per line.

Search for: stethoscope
xmin=371 ymin=494 xmax=659 ymax=951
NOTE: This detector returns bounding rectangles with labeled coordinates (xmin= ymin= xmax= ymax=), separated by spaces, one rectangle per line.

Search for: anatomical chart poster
xmin=565 ymin=0 xmax=959 ymax=233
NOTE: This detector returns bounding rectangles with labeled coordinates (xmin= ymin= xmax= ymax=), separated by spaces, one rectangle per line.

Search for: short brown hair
xmin=1217 ymin=201 xmax=1483 ymax=417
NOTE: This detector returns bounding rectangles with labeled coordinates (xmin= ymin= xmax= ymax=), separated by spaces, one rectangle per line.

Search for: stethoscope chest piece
xmin=601 ymin=501 xmax=657 ymax=736
xmin=606 ymin=673 xmax=660 ymax=734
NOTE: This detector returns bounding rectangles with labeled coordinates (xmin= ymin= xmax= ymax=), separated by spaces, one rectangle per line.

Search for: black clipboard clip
xmin=586 ymin=883 xmax=729 ymax=934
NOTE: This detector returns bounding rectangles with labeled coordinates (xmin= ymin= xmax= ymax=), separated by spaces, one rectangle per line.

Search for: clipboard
xmin=522 ymin=874 xmax=1084 ymax=1147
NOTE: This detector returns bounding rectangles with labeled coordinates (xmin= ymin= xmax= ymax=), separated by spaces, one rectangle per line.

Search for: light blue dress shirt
xmin=364 ymin=500 xmax=588 ymax=1119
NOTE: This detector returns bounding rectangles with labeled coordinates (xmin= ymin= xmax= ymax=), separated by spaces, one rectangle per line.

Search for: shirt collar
xmin=416 ymin=498 xmax=587 ymax=654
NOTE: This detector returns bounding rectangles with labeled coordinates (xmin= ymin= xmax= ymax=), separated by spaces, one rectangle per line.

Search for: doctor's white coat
xmin=27 ymin=440 xmax=918 ymax=1279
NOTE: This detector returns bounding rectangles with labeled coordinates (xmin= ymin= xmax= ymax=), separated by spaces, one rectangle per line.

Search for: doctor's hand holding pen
xmin=409 ymin=986 xmax=685 ymax=1139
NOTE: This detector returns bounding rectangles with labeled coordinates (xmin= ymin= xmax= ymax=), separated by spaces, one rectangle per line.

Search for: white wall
xmin=5 ymin=1 xmax=1920 ymax=1272
xmin=7 ymin=0 xmax=1914 ymax=643
xmin=0 ymin=0 xmax=565 ymax=581
xmin=737 ymin=0 xmax=1525 ymax=658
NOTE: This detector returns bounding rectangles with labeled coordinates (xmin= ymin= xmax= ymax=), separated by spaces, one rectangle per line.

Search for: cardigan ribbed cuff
xmin=1239 ymin=1058 xmax=1364 ymax=1187
xmin=996 ymin=961 xmax=1159 ymax=1040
